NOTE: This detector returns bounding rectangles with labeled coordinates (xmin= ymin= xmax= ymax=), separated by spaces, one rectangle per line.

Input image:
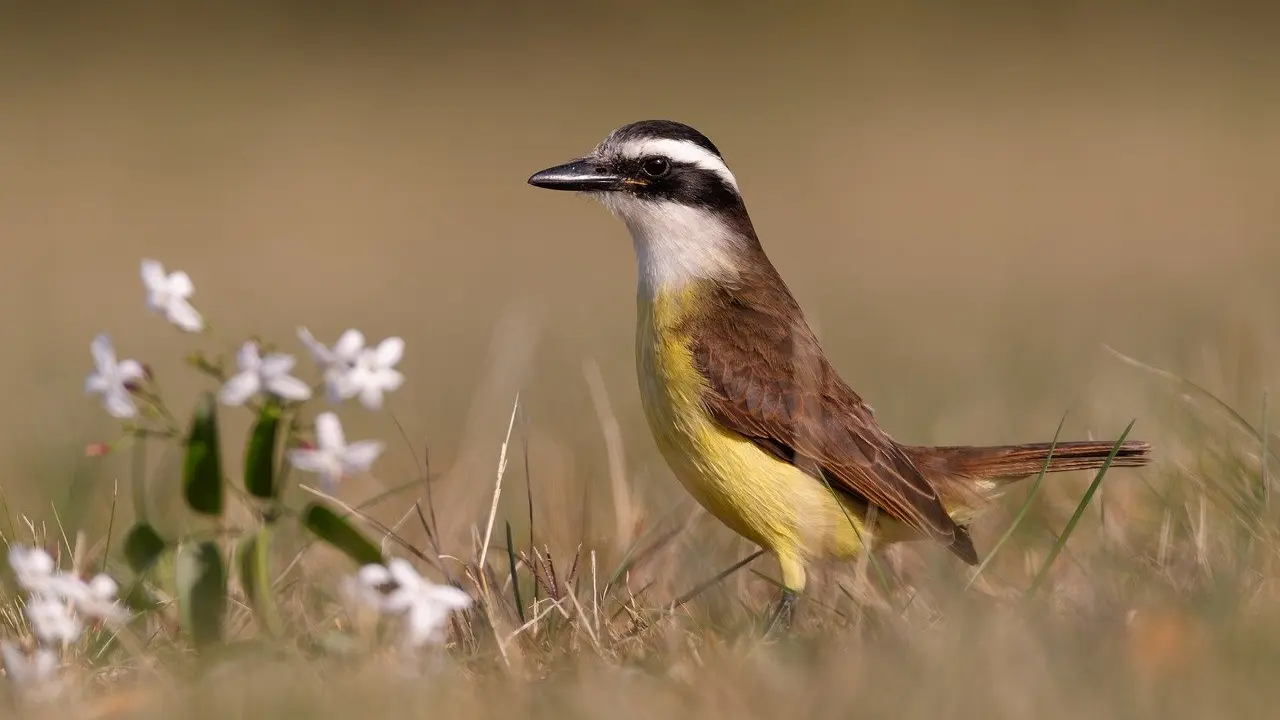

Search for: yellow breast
xmin=634 ymin=284 xmax=873 ymax=584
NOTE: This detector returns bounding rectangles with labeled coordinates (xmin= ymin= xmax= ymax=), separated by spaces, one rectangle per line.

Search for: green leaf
xmin=176 ymin=541 xmax=227 ymax=650
xmin=301 ymin=503 xmax=382 ymax=566
xmin=184 ymin=392 xmax=224 ymax=516
xmin=123 ymin=522 xmax=166 ymax=574
xmin=236 ymin=528 xmax=283 ymax=637
xmin=244 ymin=400 xmax=282 ymax=500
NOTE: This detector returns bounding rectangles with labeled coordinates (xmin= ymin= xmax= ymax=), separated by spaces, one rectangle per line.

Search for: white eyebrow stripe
xmin=615 ymin=138 xmax=739 ymax=192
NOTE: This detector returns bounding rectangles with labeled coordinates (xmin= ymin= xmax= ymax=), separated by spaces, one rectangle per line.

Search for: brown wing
xmin=686 ymin=267 xmax=976 ymax=564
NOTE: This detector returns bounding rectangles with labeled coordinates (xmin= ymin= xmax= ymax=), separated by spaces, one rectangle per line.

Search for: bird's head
xmin=528 ymin=120 xmax=759 ymax=287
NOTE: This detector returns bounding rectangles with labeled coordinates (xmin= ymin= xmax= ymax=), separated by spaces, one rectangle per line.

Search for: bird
xmin=526 ymin=119 xmax=1152 ymax=630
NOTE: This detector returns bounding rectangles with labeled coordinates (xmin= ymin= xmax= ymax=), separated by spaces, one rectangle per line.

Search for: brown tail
xmin=907 ymin=440 xmax=1153 ymax=482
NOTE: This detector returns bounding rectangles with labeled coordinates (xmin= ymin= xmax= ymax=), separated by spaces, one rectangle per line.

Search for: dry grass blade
xmin=585 ymin=358 xmax=635 ymax=553
xmin=479 ymin=393 xmax=521 ymax=596
xmin=1105 ymin=344 xmax=1278 ymax=465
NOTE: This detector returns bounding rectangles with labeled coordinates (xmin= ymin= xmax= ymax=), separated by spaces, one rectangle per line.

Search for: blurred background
xmin=0 ymin=0 xmax=1277 ymax=552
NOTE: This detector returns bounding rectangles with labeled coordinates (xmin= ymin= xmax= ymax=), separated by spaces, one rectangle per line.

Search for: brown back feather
xmin=684 ymin=251 xmax=976 ymax=564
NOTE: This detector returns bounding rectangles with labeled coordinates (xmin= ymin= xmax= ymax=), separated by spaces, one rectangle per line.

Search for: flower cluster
xmin=2 ymin=546 xmax=128 ymax=700
xmin=84 ymin=258 xmax=406 ymax=491
xmin=342 ymin=558 xmax=473 ymax=650
xmin=74 ymin=257 xmax=469 ymax=662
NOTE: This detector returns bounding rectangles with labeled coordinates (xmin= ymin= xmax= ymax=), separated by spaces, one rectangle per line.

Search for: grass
xmin=1 ymin=342 xmax=1278 ymax=720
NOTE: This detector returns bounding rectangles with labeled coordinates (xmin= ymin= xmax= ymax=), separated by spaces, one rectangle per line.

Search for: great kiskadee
xmin=528 ymin=120 xmax=1152 ymax=627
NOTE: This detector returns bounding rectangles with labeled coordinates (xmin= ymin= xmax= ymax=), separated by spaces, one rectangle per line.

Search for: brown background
xmin=0 ymin=1 xmax=1277 ymax=545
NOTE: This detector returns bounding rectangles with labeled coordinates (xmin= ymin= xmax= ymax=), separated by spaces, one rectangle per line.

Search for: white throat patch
xmin=597 ymin=194 xmax=742 ymax=293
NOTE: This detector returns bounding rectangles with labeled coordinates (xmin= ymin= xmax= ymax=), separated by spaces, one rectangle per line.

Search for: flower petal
xmin=0 ymin=642 xmax=25 ymax=682
xmin=323 ymin=371 xmax=349 ymax=405
xmin=297 ymin=327 xmax=332 ymax=364
xmin=259 ymin=353 xmax=297 ymax=378
xmin=85 ymin=373 xmax=109 ymax=394
xmin=340 ymin=440 xmax=384 ymax=474
xmin=90 ymin=334 xmax=116 ymax=371
xmin=380 ymin=369 xmax=405 ymax=392
xmin=425 ymin=583 xmax=474 ymax=610
xmin=166 ymin=270 xmax=194 ymax=298
xmin=140 ymin=259 xmax=165 ymax=291
xmin=402 ymin=603 xmax=450 ymax=647
xmin=356 ymin=563 xmax=391 ymax=588
xmin=333 ymin=329 xmax=365 ymax=360
xmin=218 ymin=371 xmax=260 ymax=406
xmin=314 ymin=412 xmax=345 ymax=451
xmin=374 ymin=337 xmax=404 ymax=367
xmin=116 ymin=359 xmax=146 ymax=383
xmin=235 ymin=342 xmax=261 ymax=371
xmin=26 ymin=597 xmax=83 ymax=645
xmin=87 ymin=574 xmax=118 ymax=600
xmin=102 ymin=389 xmax=139 ymax=418
xmin=264 ymin=374 xmax=312 ymax=402
xmin=165 ymin=299 xmax=204 ymax=332
xmin=286 ymin=448 xmax=330 ymax=474
xmin=10 ymin=546 xmax=55 ymax=580
xmin=31 ymin=648 xmax=59 ymax=680
xmin=385 ymin=558 xmax=422 ymax=591
xmin=357 ymin=384 xmax=384 ymax=410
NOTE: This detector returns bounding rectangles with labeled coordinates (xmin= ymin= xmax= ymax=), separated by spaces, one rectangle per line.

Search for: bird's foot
xmin=762 ymin=588 xmax=799 ymax=638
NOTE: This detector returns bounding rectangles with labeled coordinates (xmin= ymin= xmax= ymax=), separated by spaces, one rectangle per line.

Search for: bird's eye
xmin=641 ymin=157 xmax=670 ymax=177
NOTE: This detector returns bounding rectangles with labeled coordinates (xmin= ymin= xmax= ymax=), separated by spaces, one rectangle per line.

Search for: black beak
xmin=527 ymin=157 xmax=622 ymax=191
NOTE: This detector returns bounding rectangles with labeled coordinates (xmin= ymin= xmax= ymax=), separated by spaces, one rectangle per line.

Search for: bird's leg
xmin=763 ymin=588 xmax=799 ymax=637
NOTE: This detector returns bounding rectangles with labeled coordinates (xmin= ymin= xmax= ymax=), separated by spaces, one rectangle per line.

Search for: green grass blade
xmin=817 ymin=472 xmax=895 ymax=602
xmin=964 ymin=412 xmax=1068 ymax=591
xmin=1025 ymin=419 xmax=1137 ymax=599
xmin=671 ymin=549 xmax=765 ymax=609
xmin=505 ymin=521 xmax=525 ymax=623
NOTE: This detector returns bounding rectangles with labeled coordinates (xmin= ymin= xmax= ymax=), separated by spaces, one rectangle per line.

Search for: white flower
xmin=345 ymin=338 xmax=405 ymax=410
xmin=218 ymin=342 xmax=313 ymax=406
xmin=84 ymin=334 xmax=145 ymax=419
xmin=9 ymin=546 xmax=55 ymax=591
xmin=141 ymin=259 xmax=203 ymax=332
xmin=340 ymin=563 xmax=395 ymax=609
xmin=286 ymin=412 xmax=383 ymax=491
xmin=383 ymin=559 xmax=471 ymax=647
xmin=23 ymin=598 xmax=82 ymax=646
xmin=1 ymin=642 xmax=63 ymax=701
xmin=8 ymin=547 xmax=83 ymax=601
xmin=343 ymin=558 xmax=472 ymax=648
xmin=8 ymin=545 xmax=127 ymax=628
xmin=296 ymin=329 xmax=405 ymax=410
xmin=297 ymin=328 xmax=365 ymax=404
xmin=71 ymin=574 xmax=129 ymax=625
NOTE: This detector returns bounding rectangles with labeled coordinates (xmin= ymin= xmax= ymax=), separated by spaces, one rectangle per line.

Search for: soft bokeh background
xmin=0 ymin=6 xmax=1278 ymax=710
